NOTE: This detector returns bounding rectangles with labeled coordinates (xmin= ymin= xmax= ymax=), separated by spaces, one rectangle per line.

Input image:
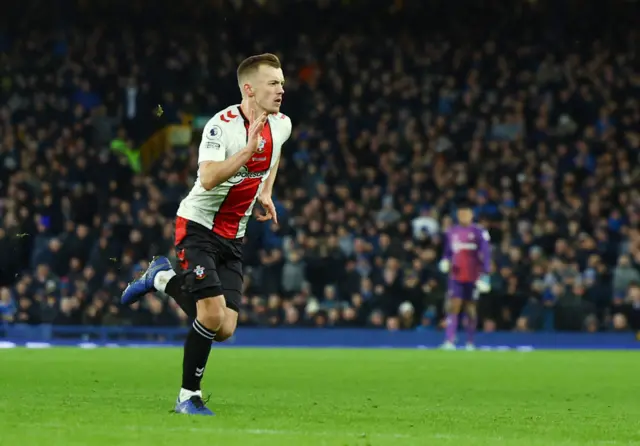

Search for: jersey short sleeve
xmin=198 ymin=118 xmax=228 ymax=164
xmin=282 ymin=115 xmax=292 ymax=143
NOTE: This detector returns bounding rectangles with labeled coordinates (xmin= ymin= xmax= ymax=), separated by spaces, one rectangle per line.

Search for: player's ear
xmin=243 ymin=83 xmax=254 ymax=97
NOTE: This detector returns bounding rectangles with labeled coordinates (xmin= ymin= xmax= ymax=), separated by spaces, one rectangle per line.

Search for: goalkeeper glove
xmin=475 ymin=274 xmax=491 ymax=293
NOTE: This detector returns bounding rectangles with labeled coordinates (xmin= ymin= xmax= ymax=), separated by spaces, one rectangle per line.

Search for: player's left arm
xmin=479 ymin=227 xmax=492 ymax=273
xmin=257 ymin=115 xmax=292 ymax=225
xmin=260 ymin=154 xmax=280 ymax=198
xmin=256 ymin=154 xmax=280 ymax=225
xmin=476 ymin=227 xmax=493 ymax=292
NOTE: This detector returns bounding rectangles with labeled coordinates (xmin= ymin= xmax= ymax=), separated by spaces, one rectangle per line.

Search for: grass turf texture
xmin=0 ymin=348 xmax=638 ymax=446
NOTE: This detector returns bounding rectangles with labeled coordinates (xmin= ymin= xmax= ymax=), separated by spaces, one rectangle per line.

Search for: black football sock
xmin=165 ymin=276 xmax=197 ymax=319
xmin=182 ymin=319 xmax=215 ymax=392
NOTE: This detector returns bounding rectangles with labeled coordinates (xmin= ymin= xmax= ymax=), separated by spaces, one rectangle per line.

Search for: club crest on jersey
xmin=257 ymin=136 xmax=267 ymax=152
xmin=194 ymin=265 xmax=206 ymax=279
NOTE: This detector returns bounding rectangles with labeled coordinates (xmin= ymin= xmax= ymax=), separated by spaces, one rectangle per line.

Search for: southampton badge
xmin=257 ymin=136 xmax=266 ymax=153
xmin=194 ymin=265 xmax=206 ymax=280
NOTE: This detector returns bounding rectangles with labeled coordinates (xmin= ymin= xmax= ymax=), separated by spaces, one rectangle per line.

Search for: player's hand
xmin=438 ymin=259 xmax=450 ymax=274
xmin=476 ymin=274 xmax=491 ymax=293
xmin=257 ymin=194 xmax=278 ymax=226
xmin=247 ymin=109 xmax=268 ymax=152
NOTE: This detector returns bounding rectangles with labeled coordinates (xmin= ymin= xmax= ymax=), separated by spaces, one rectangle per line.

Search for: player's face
xmin=457 ymin=208 xmax=473 ymax=225
xmin=252 ymin=65 xmax=285 ymax=114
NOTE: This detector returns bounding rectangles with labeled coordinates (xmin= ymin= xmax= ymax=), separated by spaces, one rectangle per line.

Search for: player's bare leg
xmin=157 ymin=272 xmax=238 ymax=344
xmin=464 ymin=301 xmax=478 ymax=351
xmin=442 ymin=297 xmax=462 ymax=350
xmin=121 ymin=258 xmax=219 ymax=415
xmin=169 ymin=292 xmax=238 ymax=343
xmin=215 ymin=308 xmax=238 ymax=342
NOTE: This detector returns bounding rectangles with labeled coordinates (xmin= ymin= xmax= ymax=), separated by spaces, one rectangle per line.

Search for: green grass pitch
xmin=1 ymin=347 xmax=639 ymax=446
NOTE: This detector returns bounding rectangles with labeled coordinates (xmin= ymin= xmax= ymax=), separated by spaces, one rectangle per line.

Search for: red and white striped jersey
xmin=177 ymin=104 xmax=292 ymax=239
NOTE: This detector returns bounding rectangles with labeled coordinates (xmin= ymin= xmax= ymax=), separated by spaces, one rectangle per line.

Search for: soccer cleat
xmin=465 ymin=343 xmax=476 ymax=351
xmin=174 ymin=395 xmax=215 ymax=416
xmin=121 ymin=256 xmax=172 ymax=305
xmin=440 ymin=341 xmax=457 ymax=351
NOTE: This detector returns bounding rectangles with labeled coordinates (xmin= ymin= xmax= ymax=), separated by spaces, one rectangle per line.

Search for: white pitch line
xmin=31 ymin=422 xmax=411 ymax=439
xmin=27 ymin=422 xmax=634 ymax=445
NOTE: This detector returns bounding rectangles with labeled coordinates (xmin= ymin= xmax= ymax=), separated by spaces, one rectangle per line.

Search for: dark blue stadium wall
xmin=2 ymin=325 xmax=639 ymax=350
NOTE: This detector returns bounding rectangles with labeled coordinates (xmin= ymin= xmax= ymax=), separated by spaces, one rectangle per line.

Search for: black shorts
xmin=174 ymin=217 xmax=243 ymax=312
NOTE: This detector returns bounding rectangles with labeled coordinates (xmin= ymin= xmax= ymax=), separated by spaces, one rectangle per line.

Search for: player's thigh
xmin=176 ymin=243 xmax=226 ymax=328
xmin=466 ymin=283 xmax=481 ymax=306
xmin=218 ymin=260 xmax=243 ymax=313
xmin=213 ymin=235 xmax=243 ymax=313
xmin=213 ymin=254 xmax=242 ymax=341
xmin=464 ymin=296 xmax=478 ymax=316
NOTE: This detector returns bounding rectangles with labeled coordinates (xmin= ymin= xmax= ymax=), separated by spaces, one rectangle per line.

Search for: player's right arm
xmin=198 ymin=110 xmax=267 ymax=190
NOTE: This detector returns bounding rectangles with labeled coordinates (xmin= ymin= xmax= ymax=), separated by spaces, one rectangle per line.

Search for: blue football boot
xmin=174 ymin=395 xmax=215 ymax=416
xmin=121 ymin=256 xmax=172 ymax=305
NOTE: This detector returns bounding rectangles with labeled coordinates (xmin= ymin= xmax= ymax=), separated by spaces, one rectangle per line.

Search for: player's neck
xmin=240 ymin=100 xmax=267 ymax=118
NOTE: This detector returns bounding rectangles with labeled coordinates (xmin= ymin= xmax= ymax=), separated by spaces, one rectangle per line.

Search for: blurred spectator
xmin=613 ymin=255 xmax=640 ymax=297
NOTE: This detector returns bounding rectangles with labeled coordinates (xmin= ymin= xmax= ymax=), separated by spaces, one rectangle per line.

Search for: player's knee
xmin=196 ymin=296 xmax=226 ymax=331
xmin=447 ymin=299 xmax=462 ymax=314
xmin=216 ymin=309 xmax=238 ymax=342
xmin=215 ymin=325 xmax=235 ymax=342
xmin=465 ymin=303 xmax=477 ymax=318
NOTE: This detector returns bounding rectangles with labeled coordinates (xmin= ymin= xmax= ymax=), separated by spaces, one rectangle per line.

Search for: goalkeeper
xmin=438 ymin=201 xmax=492 ymax=351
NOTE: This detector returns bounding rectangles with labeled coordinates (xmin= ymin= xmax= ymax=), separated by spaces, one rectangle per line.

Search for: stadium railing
xmin=0 ymin=324 xmax=639 ymax=350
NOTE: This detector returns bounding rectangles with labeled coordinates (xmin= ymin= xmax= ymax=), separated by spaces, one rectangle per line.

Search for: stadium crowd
xmin=1 ymin=0 xmax=640 ymax=335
